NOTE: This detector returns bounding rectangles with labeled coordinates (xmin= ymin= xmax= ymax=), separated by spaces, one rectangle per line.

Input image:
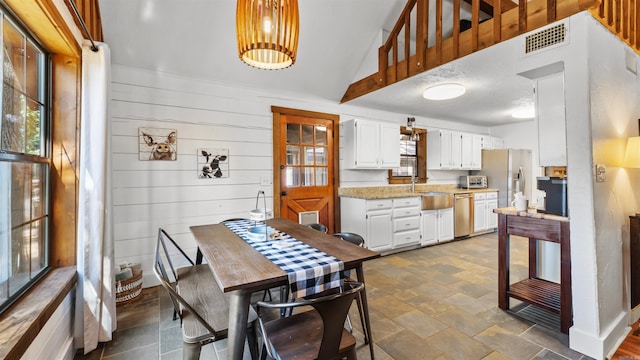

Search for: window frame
xmin=388 ymin=126 xmax=427 ymax=184
xmin=0 ymin=6 xmax=52 ymax=314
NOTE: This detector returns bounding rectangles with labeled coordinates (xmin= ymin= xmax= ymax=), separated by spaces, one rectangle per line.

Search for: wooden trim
xmin=3 ymin=0 xmax=82 ymax=56
xmin=270 ymin=107 xmax=341 ymax=230
xmin=0 ymin=267 xmax=77 ymax=359
xmin=387 ymin=127 xmax=427 ymax=184
xmin=50 ymin=55 xmax=81 ymax=267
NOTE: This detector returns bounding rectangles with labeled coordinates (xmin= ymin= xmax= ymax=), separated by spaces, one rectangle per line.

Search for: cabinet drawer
xmin=393 ymin=197 xmax=421 ymax=208
xmin=393 ymin=229 xmax=421 ymax=247
xmin=474 ymin=192 xmax=487 ymax=200
xmin=366 ymin=199 xmax=392 ymax=211
xmin=486 ymin=191 xmax=498 ymax=199
xmin=393 ymin=207 xmax=421 ymax=218
xmin=393 ymin=216 xmax=420 ymax=232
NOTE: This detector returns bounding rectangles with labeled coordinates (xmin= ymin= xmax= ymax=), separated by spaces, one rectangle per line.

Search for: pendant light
xmin=236 ymin=0 xmax=299 ymax=70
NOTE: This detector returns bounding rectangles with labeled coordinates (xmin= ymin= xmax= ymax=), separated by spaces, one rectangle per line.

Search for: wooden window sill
xmin=0 ymin=266 xmax=77 ymax=359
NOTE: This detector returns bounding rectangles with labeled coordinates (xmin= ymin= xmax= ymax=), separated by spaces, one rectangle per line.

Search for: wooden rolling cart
xmin=496 ymin=209 xmax=572 ymax=333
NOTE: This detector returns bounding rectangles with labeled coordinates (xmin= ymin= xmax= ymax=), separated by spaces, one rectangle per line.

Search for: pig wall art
xmin=139 ymin=128 xmax=177 ymax=161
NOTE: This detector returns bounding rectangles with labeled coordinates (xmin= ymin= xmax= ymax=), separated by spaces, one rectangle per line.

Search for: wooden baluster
xmin=453 ymin=0 xmax=460 ymax=57
xmin=436 ymin=0 xmax=443 ymax=64
xmin=377 ymin=47 xmax=387 ymax=87
xmin=415 ymin=0 xmax=427 ymax=70
xmin=607 ymin=0 xmax=614 ymax=26
xmin=392 ymin=36 xmax=398 ymax=83
xmin=622 ymin=0 xmax=628 ymax=40
xmin=547 ymin=0 xmax=557 ymax=23
xmin=405 ymin=11 xmax=411 ymax=76
xmin=519 ymin=0 xmax=528 ymax=33
xmin=471 ymin=0 xmax=479 ymax=51
xmin=493 ymin=0 xmax=502 ymax=44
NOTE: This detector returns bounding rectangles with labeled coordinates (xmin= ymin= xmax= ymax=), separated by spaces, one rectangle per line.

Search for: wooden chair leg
xmin=182 ymin=342 xmax=201 ymax=360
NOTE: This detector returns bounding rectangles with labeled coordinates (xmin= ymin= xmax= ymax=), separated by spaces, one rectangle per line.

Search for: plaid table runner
xmin=224 ymin=219 xmax=343 ymax=299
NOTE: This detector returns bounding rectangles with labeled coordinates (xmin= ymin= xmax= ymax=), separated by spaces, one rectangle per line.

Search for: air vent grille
xmin=525 ymin=24 xmax=566 ymax=53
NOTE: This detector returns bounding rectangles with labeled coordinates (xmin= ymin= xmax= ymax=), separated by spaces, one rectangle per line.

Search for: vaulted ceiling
xmin=98 ymin=0 xmax=536 ymax=126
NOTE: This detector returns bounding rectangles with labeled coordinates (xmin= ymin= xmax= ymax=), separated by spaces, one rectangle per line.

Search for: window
xmin=388 ymin=126 xmax=426 ymax=184
xmin=0 ymin=9 xmax=50 ymax=313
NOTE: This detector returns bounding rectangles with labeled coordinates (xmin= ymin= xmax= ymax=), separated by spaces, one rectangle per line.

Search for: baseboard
xmin=570 ymin=310 xmax=629 ymax=360
xmin=631 ymin=304 xmax=640 ymax=324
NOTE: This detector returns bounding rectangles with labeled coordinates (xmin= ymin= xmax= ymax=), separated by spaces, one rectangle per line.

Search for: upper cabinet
xmin=428 ymin=130 xmax=487 ymax=170
xmin=536 ymin=73 xmax=567 ymax=166
xmin=343 ymin=119 xmax=400 ymax=169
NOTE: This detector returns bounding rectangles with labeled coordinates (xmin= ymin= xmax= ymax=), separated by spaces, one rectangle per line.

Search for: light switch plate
xmin=595 ymin=164 xmax=606 ymax=182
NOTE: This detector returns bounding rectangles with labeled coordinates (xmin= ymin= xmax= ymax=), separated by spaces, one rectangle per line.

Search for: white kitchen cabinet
xmin=392 ymin=197 xmax=421 ymax=248
xmin=341 ymin=197 xmax=393 ymax=252
xmin=473 ymin=191 xmax=499 ymax=233
xmin=461 ymin=134 xmax=482 ymax=169
xmin=481 ymin=136 xmax=504 ymax=150
xmin=536 ymin=73 xmax=567 ymax=166
xmin=421 ymin=207 xmax=454 ymax=246
xmin=343 ymin=119 xmax=400 ymax=169
xmin=428 ymin=130 xmax=462 ymax=170
xmin=486 ymin=195 xmax=498 ymax=229
xmin=429 ymin=130 xmax=484 ymax=170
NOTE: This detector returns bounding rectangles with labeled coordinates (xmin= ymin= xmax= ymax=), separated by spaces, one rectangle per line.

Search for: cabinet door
xmin=486 ymin=199 xmax=498 ymax=229
xmin=421 ymin=211 xmax=438 ymax=245
xmin=450 ymin=132 xmax=462 ymax=168
xmin=354 ymin=120 xmax=380 ymax=168
xmin=536 ymin=73 xmax=567 ymax=166
xmin=474 ymin=200 xmax=486 ymax=232
xmin=379 ymin=123 xmax=400 ymax=168
xmin=461 ymin=133 xmax=473 ymax=169
xmin=439 ymin=131 xmax=453 ymax=169
xmin=471 ymin=135 xmax=482 ymax=169
xmin=438 ymin=208 xmax=454 ymax=241
xmin=366 ymin=212 xmax=393 ymax=251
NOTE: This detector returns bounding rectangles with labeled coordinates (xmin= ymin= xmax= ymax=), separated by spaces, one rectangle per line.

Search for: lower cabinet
xmin=421 ymin=208 xmax=454 ymax=246
xmin=341 ymin=198 xmax=394 ymax=253
xmin=473 ymin=191 xmax=499 ymax=233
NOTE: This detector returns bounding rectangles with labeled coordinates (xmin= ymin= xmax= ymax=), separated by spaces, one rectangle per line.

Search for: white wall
xmin=587 ymin=15 xmax=640 ymax=357
xmin=21 ymin=291 xmax=75 ymax=360
xmin=110 ymin=65 xmax=485 ymax=286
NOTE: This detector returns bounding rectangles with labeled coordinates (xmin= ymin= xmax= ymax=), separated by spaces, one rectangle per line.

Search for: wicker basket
xmin=115 ymin=271 xmax=143 ymax=306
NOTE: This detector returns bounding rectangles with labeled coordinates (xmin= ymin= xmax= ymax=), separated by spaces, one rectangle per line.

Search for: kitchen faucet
xmin=411 ymin=169 xmax=416 ymax=192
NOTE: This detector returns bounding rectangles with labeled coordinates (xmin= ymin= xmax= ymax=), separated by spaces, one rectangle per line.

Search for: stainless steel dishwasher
xmin=454 ymin=193 xmax=471 ymax=237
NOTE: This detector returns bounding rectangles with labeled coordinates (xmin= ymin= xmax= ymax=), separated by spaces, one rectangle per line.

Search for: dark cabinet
xmin=631 ymin=215 xmax=640 ymax=308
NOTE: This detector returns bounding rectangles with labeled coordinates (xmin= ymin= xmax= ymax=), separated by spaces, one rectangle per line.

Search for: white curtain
xmin=74 ymin=40 xmax=116 ymax=353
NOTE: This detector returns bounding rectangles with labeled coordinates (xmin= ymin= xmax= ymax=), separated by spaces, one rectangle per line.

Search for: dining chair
xmin=331 ymin=232 xmax=370 ymax=345
xmin=256 ymin=281 xmax=364 ymax=360
xmin=153 ymin=228 xmax=259 ymax=360
xmin=306 ymin=223 xmax=328 ymax=233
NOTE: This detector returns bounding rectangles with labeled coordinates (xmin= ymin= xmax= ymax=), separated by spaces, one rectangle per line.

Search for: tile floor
xmin=75 ymin=232 xmax=594 ymax=360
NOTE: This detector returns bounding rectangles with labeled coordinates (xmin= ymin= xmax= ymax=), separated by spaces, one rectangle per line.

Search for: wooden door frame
xmin=271 ymin=106 xmax=341 ymax=231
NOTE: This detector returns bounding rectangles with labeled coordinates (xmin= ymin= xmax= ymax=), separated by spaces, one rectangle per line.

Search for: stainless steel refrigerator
xmin=472 ymin=149 xmax=533 ymax=208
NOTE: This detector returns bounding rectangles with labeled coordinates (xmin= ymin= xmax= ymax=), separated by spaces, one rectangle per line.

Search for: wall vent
xmin=525 ymin=24 xmax=566 ymax=53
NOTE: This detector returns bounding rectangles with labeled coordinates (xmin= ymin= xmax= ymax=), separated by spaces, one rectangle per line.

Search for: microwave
xmin=459 ymin=175 xmax=487 ymax=189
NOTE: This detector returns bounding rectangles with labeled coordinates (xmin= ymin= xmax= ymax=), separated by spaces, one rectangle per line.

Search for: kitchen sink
xmin=421 ymin=192 xmax=453 ymax=210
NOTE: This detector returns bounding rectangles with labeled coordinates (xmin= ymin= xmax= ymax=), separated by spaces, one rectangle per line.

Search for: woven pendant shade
xmin=236 ymin=0 xmax=299 ymax=70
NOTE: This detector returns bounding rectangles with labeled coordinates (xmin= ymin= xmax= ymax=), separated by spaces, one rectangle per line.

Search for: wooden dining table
xmin=190 ymin=218 xmax=380 ymax=360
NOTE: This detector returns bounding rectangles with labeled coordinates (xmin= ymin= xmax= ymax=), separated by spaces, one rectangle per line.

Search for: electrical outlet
xmin=260 ymin=176 xmax=272 ymax=185
xmin=595 ymin=164 xmax=606 ymax=182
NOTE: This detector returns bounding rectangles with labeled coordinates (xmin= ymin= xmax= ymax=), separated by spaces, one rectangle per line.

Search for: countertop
xmin=339 ymin=185 xmax=499 ymax=200
xmin=493 ymin=207 xmax=569 ymax=222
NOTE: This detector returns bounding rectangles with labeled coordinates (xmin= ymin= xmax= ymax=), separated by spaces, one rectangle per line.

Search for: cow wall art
xmin=198 ymin=148 xmax=229 ymax=178
xmin=139 ymin=127 xmax=177 ymax=161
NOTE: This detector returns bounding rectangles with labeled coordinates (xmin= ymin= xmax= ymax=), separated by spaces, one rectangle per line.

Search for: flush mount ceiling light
xmin=422 ymin=83 xmax=466 ymax=100
xmin=236 ymin=0 xmax=299 ymax=70
xmin=511 ymin=108 xmax=536 ymax=119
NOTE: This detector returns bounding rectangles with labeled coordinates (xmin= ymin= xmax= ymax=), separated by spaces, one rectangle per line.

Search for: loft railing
xmin=590 ymin=0 xmax=639 ymax=51
xmin=341 ymin=0 xmax=599 ymax=103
